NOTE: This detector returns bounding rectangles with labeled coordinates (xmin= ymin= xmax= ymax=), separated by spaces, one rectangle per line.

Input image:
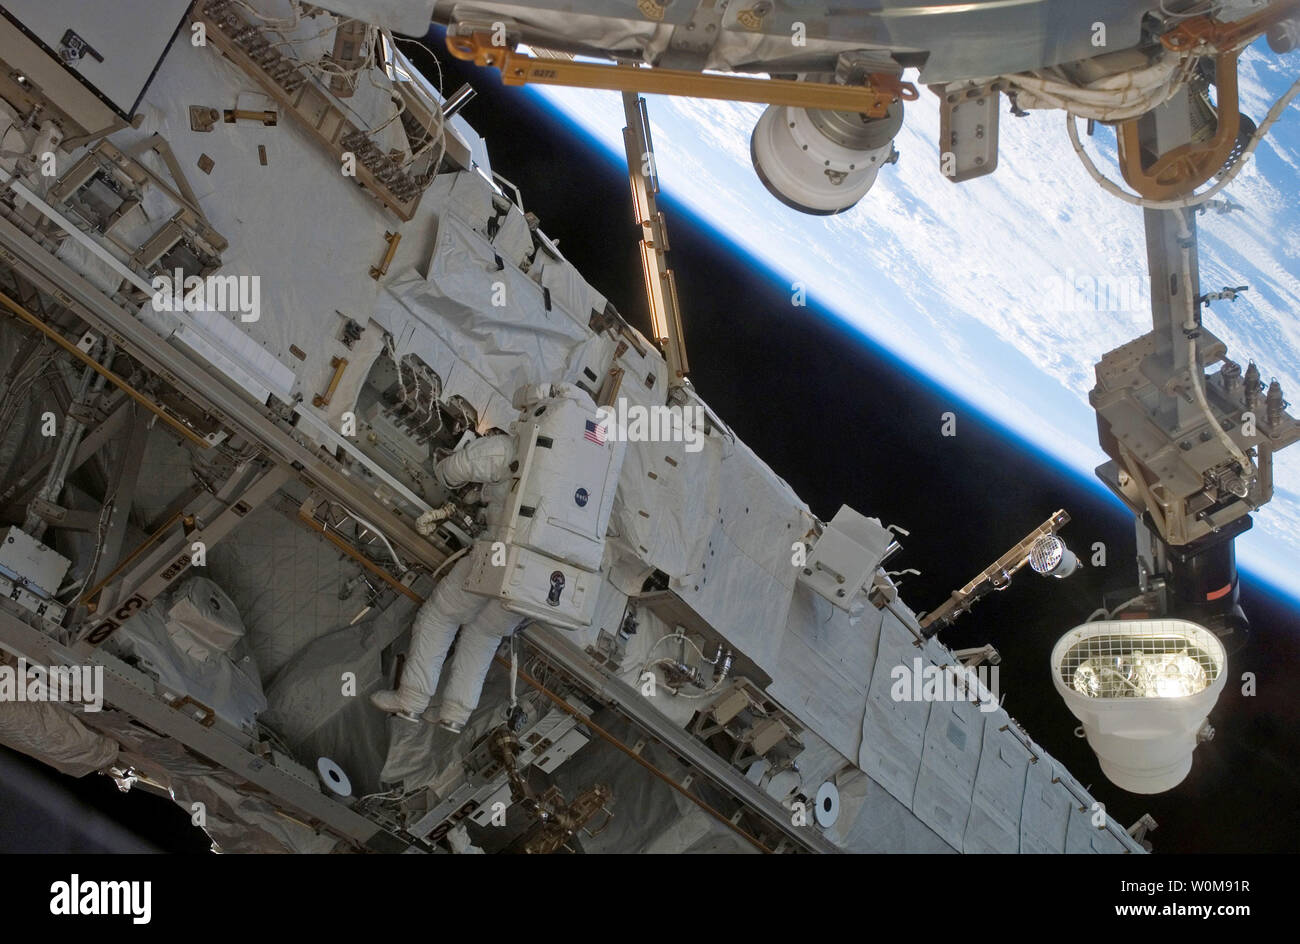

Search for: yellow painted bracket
xmin=1120 ymin=1 xmax=1300 ymax=200
xmin=312 ymin=355 xmax=348 ymax=408
xmin=0 ymin=288 xmax=210 ymax=448
xmin=369 ymin=230 xmax=401 ymax=280
xmin=445 ymin=31 xmax=916 ymax=118
xmin=1116 ymin=52 xmax=1239 ymax=202
xmin=223 ymin=108 xmax=278 ymax=125
xmin=1159 ymin=1 xmax=1300 ymax=53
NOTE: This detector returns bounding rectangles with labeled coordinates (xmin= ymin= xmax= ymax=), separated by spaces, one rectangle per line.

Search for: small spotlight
xmin=1028 ymin=534 xmax=1078 ymax=578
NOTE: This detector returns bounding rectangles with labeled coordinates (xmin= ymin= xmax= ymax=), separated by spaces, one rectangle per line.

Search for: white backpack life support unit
xmin=462 ymin=389 xmax=625 ymax=629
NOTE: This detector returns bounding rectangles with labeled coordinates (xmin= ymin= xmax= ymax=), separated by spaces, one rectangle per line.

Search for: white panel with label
xmin=2 ymin=0 xmax=192 ymax=116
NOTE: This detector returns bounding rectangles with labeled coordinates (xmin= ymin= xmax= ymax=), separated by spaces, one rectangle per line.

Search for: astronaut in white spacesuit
xmin=370 ymin=383 xmax=590 ymax=732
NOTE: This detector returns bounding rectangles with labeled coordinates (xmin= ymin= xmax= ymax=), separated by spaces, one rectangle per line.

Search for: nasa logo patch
xmin=574 ymin=487 xmax=589 ymax=507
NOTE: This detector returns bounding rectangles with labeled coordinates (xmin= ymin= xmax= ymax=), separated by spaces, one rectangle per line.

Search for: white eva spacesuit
xmin=370 ymin=382 xmax=607 ymax=731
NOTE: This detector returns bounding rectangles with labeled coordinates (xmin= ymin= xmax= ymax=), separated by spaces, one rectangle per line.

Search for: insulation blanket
xmin=90 ymin=714 xmax=340 ymax=853
xmin=376 ymin=212 xmax=609 ymax=432
xmin=313 ymin=0 xmax=436 ymax=34
xmin=108 ymin=580 xmax=267 ymax=733
xmin=165 ymin=577 xmax=247 ymax=662
xmin=261 ymin=619 xmax=397 ymax=800
xmin=609 ymin=420 xmax=723 ymax=579
xmin=0 ymin=700 xmax=118 ymax=778
xmin=670 ymin=438 xmax=812 ymax=672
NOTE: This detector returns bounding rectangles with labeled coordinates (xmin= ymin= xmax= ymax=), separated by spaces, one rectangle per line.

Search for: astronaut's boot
xmin=369 ymin=689 xmax=424 ymax=722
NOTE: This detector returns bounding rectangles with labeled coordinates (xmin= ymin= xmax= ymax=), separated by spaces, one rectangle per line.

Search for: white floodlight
xmin=1028 ymin=534 xmax=1079 ymax=578
xmin=1051 ymin=619 xmax=1227 ymax=794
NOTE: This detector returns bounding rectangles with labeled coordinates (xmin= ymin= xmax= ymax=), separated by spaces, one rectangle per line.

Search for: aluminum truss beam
xmin=0 ymin=394 xmax=131 ymax=515
xmin=520 ymin=625 xmax=842 ymax=854
xmin=0 ymin=211 xmax=447 ymax=574
xmin=0 ymin=160 xmax=845 ymax=855
xmin=79 ymin=459 xmax=289 ymax=642
xmin=0 ymin=604 xmax=407 ymax=851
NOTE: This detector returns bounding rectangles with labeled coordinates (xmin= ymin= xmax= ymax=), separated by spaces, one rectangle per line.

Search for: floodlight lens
xmin=1072 ymin=648 xmax=1210 ymax=699
xmin=1029 ymin=535 xmax=1064 ymax=574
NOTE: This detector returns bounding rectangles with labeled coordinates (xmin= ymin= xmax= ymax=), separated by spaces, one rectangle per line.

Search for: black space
xmin=0 ymin=747 xmax=207 ymax=853
xmin=3 ymin=33 xmax=1296 ymax=856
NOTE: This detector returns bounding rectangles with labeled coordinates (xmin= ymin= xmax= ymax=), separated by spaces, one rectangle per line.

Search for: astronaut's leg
xmin=370 ymin=557 xmax=488 ymax=718
xmin=434 ymin=603 xmax=522 ymax=732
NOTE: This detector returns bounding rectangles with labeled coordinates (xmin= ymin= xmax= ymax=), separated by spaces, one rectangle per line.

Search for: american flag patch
xmin=584 ymin=419 xmax=607 ymax=445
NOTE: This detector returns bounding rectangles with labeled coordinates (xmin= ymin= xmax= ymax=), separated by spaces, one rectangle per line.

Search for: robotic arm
xmin=1089 ymin=87 xmax=1299 ymax=648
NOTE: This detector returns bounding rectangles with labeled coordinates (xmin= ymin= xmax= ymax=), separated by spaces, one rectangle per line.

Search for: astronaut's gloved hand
xmin=416 ymin=502 xmax=456 ymax=536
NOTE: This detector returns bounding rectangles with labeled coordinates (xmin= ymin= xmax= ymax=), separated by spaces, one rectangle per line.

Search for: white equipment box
xmin=511 ymin=394 xmax=625 ymax=572
xmin=0 ymin=525 xmax=71 ymax=599
xmin=797 ymin=505 xmax=895 ymax=611
xmin=462 ymin=540 xmax=602 ymax=630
